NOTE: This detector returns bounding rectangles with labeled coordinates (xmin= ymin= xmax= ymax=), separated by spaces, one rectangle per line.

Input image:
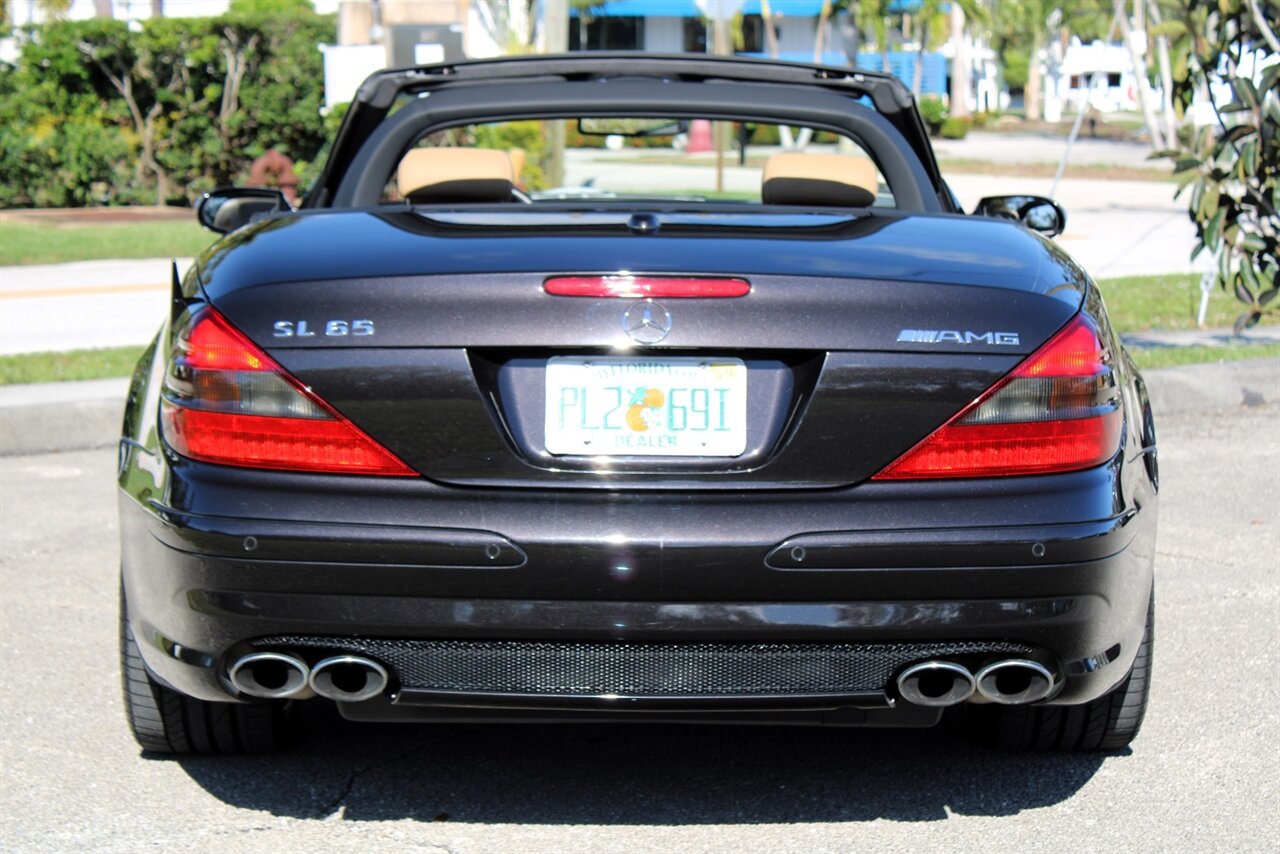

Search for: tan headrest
xmin=761 ymin=153 xmax=878 ymax=208
xmin=397 ymin=148 xmax=515 ymax=203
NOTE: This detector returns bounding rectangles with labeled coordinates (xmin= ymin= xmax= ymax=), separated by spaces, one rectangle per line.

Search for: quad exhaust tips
xmin=308 ymin=655 xmax=389 ymax=702
xmin=229 ymin=652 xmax=390 ymax=702
xmin=974 ymin=659 xmax=1055 ymax=705
xmin=896 ymin=661 xmax=976 ymax=707
xmin=896 ymin=658 xmax=1058 ymax=706
xmin=228 ymin=652 xmax=311 ymax=699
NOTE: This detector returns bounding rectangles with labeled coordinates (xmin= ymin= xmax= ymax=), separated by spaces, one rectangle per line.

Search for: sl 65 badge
xmin=273 ymin=319 xmax=375 ymax=338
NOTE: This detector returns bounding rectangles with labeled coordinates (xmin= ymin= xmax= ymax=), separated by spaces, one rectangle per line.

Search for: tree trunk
xmin=813 ymin=0 xmax=832 ymax=62
xmin=140 ymin=102 xmax=168 ymax=205
xmin=761 ymin=0 xmax=779 ymax=57
xmin=218 ymin=30 xmax=259 ymax=183
xmin=842 ymin=2 xmax=861 ymax=63
xmin=1025 ymin=29 xmax=1043 ymax=120
xmin=1117 ymin=5 xmax=1167 ymax=151
xmin=949 ymin=4 xmax=970 ymax=117
xmin=93 ymin=0 xmax=112 ymax=18
xmin=151 ymin=0 xmax=163 ymax=17
xmin=544 ymin=0 xmax=568 ymax=188
xmin=1147 ymin=0 xmax=1178 ymax=148
xmin=912 ymin=19 xmax=929 ymax=97
xmin=762 ymin=1 xmax=801 ymax=150
xmin=874 ymin=11 xmax=889 ymax=72
xmin=782 ymin=0 xmax=832 ymax=149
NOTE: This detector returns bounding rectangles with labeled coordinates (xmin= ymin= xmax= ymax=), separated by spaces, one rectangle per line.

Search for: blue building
xmin=567 ymin=0 xmax=947 ymax=95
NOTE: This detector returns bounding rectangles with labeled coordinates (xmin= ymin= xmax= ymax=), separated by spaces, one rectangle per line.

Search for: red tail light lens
xmin=160 ymin=308 xmax=415 ymax=476
xmin=544 ymin=275 xmax=751 ymax=298
xmin=874 ymin=316 xmax=1122 ymax=480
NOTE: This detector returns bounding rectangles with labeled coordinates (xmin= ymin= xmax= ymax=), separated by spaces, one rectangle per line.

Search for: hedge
xmin=0 ymin=10 xmax=335 ymax=208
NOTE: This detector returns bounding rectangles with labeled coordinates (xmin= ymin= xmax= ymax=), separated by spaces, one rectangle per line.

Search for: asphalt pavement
xmin=1 ymin=399 xmax=1276 ymax=852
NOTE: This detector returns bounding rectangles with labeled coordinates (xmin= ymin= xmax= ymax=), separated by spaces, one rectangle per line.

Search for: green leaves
xmin=0 ymin=12 xmax=335 ymax=207
xmin=1156 ymin=0 xmax=1279 ymax=333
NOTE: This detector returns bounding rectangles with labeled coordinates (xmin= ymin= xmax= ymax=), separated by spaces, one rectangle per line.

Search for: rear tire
xmin=974 ymin=589 xmax=1153 ymax=752
xmin=120 ymin=587 xmax=292 ymax=755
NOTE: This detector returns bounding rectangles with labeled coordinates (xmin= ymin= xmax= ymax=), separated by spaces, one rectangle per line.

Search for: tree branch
xmin=1246 ymin=0 xmax=1280 ymax=52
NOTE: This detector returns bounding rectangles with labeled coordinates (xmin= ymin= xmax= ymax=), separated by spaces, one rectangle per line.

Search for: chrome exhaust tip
xmin=309 ymin=655 xmax=389 ymax=702
xmin=975 ymin=659 xmax=1056 ymax=704
xmin=228 ymin=652 xmax=311 ymax=699
xmin=896 ymin=661 xmax=976 ymax=707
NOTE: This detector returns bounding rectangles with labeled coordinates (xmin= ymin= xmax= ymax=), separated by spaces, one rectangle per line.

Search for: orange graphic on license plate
xmin=625 ymin=387 xmax=665 ymax=432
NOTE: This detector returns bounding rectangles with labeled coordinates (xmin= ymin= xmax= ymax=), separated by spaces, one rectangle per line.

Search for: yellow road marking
xmin=0 ymin=283 xmax=167 ymax=300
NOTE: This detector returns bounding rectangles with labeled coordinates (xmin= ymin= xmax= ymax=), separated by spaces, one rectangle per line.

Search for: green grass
xmin=0 ymin=345 xmax=146 ymax=385
xmin=1094 ymin=273 xmax=1276 ymax=333
xmin=935 ymin=158 xmax=1172 ymax=182
xmin=1128 ymin=342 xmax=1280 ymax=370
xmin=0 ymin=220 xmax=215 ymax=266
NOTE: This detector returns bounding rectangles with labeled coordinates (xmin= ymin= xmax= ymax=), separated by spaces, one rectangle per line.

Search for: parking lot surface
xmin=1 ymin=404 xmax=1277 ymax=852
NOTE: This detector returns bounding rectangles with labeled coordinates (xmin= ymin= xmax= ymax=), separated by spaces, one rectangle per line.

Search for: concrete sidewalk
xmin=0 ymin=258 xmax=191 ymax=355
xmin=1 ymin=355 xmax=1275 ymax=458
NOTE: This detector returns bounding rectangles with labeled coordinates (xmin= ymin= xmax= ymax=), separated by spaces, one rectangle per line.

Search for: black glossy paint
xmin=194 ymin=209 xmax=1088 ymax=303
xmin=118 ymin=274 xmax=1158 ymax=719
xmin=117 ymin=59 xmax=1158 ymax=729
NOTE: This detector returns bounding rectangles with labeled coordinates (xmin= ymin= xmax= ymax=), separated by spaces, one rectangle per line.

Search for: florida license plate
xmin=545 ymin=357 xmax=747 ymax=457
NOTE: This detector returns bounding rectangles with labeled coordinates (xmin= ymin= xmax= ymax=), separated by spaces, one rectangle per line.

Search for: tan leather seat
xmin=761 ymin=153 xmax=878 ymax=208
xmin=397 ymin=148 xmax=516 ymax=204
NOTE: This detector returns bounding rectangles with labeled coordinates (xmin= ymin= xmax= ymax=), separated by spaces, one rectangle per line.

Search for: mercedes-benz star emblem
xmin=622 ymin=299 xmax=672 ymax=344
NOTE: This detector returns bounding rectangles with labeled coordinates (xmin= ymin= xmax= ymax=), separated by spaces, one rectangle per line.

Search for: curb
xmin=0 ymin=359 xmax=1276 ymax=458
xmin=0 ymin=378 xmax=128 ymax=457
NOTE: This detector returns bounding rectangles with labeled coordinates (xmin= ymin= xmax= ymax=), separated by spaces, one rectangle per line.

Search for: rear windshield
xmin=383 ymin=118 xmax=896 ymax=209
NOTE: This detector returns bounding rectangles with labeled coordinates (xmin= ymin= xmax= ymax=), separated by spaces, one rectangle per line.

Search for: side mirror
xmin=197 ymin=187 xmax=290 ymax=234
xmin=972 ymin=195 xmax=1066 ymax=238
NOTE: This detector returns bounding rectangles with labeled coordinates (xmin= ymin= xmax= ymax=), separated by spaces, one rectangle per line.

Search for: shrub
xmin=474 ymin=120 xmax=549 ymax=190
xmin=918 ymin=95 xmax=947 ymax=133
xmin=1156 ymin=0 xmax=1278 ymax=330
xmin=940 ymin=117 xmax=971 ymax=139
xmin=0 ymin=10 xmax=336 ymax=208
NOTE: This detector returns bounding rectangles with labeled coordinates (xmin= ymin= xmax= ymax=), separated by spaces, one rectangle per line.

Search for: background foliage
xmin=0 ymin=8 xmax=335 ymax=208
xmin=1157 ymin=0 xmax=1279 ymax=329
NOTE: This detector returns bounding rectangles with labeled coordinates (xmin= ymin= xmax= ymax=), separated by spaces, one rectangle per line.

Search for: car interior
xmin=389 ymin=119 xmax=892 ymax=209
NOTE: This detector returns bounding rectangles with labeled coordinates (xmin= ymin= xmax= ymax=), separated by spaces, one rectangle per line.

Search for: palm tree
xmin=906 ymin=0 xmax=984 ymax=99
xmin=474 ymin=0 xmax=538 ymax=55
xmin=993 ymin=0 xmax=1112 ymax=121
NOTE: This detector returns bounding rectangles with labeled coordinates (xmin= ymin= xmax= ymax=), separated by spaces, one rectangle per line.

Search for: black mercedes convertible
xmin=118 ymin=54 xmax=1157 ymax=754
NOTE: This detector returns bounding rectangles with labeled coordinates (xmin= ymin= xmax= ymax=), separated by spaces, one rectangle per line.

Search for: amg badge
xmin=897 ymin=329 xmax=1021 ymax=346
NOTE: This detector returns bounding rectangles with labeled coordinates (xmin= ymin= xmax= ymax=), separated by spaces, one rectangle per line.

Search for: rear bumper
xmin=119 ymin=463 xmax=1157 ymax=716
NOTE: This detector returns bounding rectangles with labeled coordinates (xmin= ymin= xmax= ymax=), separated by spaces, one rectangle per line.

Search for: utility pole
xmin=544 ymin=1 xmax=569 ymax=188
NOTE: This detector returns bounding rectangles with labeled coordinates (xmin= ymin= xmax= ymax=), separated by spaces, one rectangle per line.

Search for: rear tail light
xmin=874 ymin=315 xmax=1122 ymax=480
xmin=160 ymin=308 xmax=415 ymax=476
xmin=544 ymin=275 xmax=750 ymax=298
